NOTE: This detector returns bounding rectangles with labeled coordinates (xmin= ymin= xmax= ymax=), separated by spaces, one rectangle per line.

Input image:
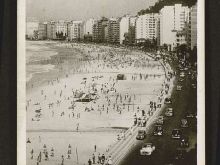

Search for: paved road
xmin=119 ymin=60 xmax=197 ymax=165
xmin=104 ymin=56 xmax=175 ymax=165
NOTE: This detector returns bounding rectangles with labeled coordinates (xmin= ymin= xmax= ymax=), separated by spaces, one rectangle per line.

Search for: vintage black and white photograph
xmin=21 ymin=0 xmax=203 ymax=164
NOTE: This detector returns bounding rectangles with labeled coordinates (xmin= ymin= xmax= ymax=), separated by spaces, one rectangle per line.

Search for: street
xmin=119 ymin=57 xmax=197 ymax=165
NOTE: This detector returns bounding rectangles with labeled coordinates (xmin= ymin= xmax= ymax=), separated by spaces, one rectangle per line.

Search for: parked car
xmin=165 ymin=108 xmax=173 ymax=117
xmin=175 ymin=149 xmax=186 ymax=159
xmin=180 ymin=119 xmax=189 ymax=128
xmin=180 ymin=72 xmax=185 ymax=78
xmin=171 ymin=129 xmax=182 ymax=139
xmin=184 ymin=67 xmax=189 ymax=71
xmin=153 ymin=125 xmax=163 ymax=136
xmin=136 ymin=130 xmax=146 ymax=140
xmin=191 ymin=83 xmax=197 ymax=89
xmin=155 ymin=55 xmax=160 ymax=61
xmin=164 ymin=97 xmax=172 ymax=104
xmin=156 ymin=116 xmax=164 ymax=125
xmin=185 ymin=112 xmax=197 ymax=118
xmin=140 ymin=143 xmax=155 ymax=156
xmin=178 ymin=77 xmax=184 ymax=82
xmin=179 ymin=136 xmax=189 ymax=148
xmin=176 ymin=85 xmax=182 ymax=91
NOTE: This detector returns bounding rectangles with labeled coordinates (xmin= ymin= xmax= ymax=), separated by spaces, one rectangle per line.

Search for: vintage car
xmin=117 ymin=74 xmax=126 ymax=80
xmin=179 ymin=67 xmax=185 ymax=71
xmin=176 ymin=85 xmax=182 ymax=91
xmin=180 ymin=119 xmax=189 ymax=128
xmin=106 ymin=157 xmax=113 ymax=165
xmin=156 ymin=116 xmax=164 ymax=125
xmin=171 ymin=129 xmax=182 ymax=139
xmin=140 ymin=143 xmax=155 ymax=156
xmin=179 ymin=72 xmax=185 ymax=78
xmin=175 ymin=149 xmax=186 ymax=159
xmin=136 ymin=130 xmax=146 ymax=140
xmin=185 ymin=112 xmax=197 ymax=118
xmin=178 ymin=77 xmax=184 ymax=82
xmin=184 ymin=67 xmax=189 ymax=71
xmin=164 ymin=97 xmax=172 ymax=104
xmin=191 ymin=83 xmax=197 ymax=89
xmin=165 ymin=108 xmax=173 ymax=117
xmin=155 ymin=55 xmax=161 ymax=61
xmin=179 ymin=136 xmax=189 ymax=148
xmin=153 ymin=125 xmax=163 ymax=136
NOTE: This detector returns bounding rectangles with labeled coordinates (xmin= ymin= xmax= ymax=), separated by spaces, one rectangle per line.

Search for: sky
xmin=26 ymin=0 xmax=158 ymax=21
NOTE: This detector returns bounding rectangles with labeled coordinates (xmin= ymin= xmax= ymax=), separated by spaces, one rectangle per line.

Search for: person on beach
xmin=97 ymin=153 xmax=101 ymax=164
xmin=68 ymin=144 xmax=72 ymax=154
xmin=37 ymin=152 xmax=42 ymax=162
xmin=30 ymin=149 xmax=34 ymax=159
xmin=101 ymin=154 xmax=105 ymax=164
xmin=61 ymin=155 xmax=64 ymax=165
xmin=94 ymin=145 xmax=97 ymax=152
xmin=107 ymin=156 xmax=113 ymax=165
xmin=27 ymin=138 xmax=31 ymax=143
xmin=88 ymin=158 xmax=92 ymax=165
xmin=50 ymin=148 xmax=54 ymax=157
xmin=45 ymin=151 xmax=48 ymax=161
xmin=38 ymin=136 xmax=41 ymax=143
xmin=76 ymin=123 xmax=79 ymax=132
xmin=92 ymin=154 xmax=96 ymax=164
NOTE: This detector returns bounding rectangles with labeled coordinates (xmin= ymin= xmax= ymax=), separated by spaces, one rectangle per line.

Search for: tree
xmin=137 ymin=0 xmax=197 ymax=16
xmin=189 ymin=46 xmax=197 ymax=64
xmin=176 ymin=44 xmax=188 ymax=59
xmin=163 ymin=44 xmax=168 ymax=51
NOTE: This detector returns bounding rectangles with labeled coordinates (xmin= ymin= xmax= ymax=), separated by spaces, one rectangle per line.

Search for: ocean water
xmin=26 ymin=41 xmax=57 ymax=82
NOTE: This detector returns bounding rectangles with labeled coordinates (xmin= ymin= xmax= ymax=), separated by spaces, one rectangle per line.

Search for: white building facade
xmin=190 ymin=4 xmax=197 ymax=50
xmin=135 ymin=13 xmax=159 ymax=43
xmin=68 ymin=21 xmax=84 ymax=41
xmin=55 ymin=20 xmax=68 ymax=37
xmin=84 ymin=19 xmax=96 ymax=36
xmin=38 ymin=22 xmax=47 ymax=40
xmin=47 ymin=21 xmax=68 ymax=39
xmin=47 ymin=21 xmax=56 ymax=39
xmin=119 ymin=16 xmax=130 ymax=44
xmin=26 ymin=21 xmax=39 ymax=39
xmin=119 ymin=15 xmax=137 ymax=44
xmin=159 ymin=4 xmax=189 ymax=50
xmin=107 ymin=18 xmax=120 ymax=43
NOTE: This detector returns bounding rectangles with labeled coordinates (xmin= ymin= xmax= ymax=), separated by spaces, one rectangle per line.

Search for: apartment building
xmin=93 ymin=17 xmax=108 ymax=42
xmin=107 ymin=18 xmax=120 ymax=44
xmin=26 ymin=21 xmax=39 ymax=39
xmin=119 ymin=15 xmax=136 ymax=44
xmin=190 ymin=4 xmax=197 ymax=50
xmin=135 ymin=13 xmax=159 ymax=43
xmin=47 ymin=20 xmax=68 ymax=40
xmin=68 ymin=21 xmax=84 ymax=41
xmin=159 ymin=4 xmax=189 ymax=51
xmin=38 ymin=22 xmax=47 ymax=40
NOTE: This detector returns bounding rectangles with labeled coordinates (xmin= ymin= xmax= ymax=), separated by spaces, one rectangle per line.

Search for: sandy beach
xmin=26 ymin=41 xmax=167 ymax=165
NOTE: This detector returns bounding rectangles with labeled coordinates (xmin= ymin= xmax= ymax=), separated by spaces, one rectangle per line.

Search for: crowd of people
xmin=26 ymin=42 xmax=168 ymax=165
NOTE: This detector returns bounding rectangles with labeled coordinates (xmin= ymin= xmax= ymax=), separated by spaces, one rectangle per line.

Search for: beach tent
xmin=117 ymin=74 xmax=126 ymax=80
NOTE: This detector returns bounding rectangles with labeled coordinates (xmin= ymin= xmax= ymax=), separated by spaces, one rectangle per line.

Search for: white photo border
xmin=17 ymin=0 xmax=205 ymax=164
